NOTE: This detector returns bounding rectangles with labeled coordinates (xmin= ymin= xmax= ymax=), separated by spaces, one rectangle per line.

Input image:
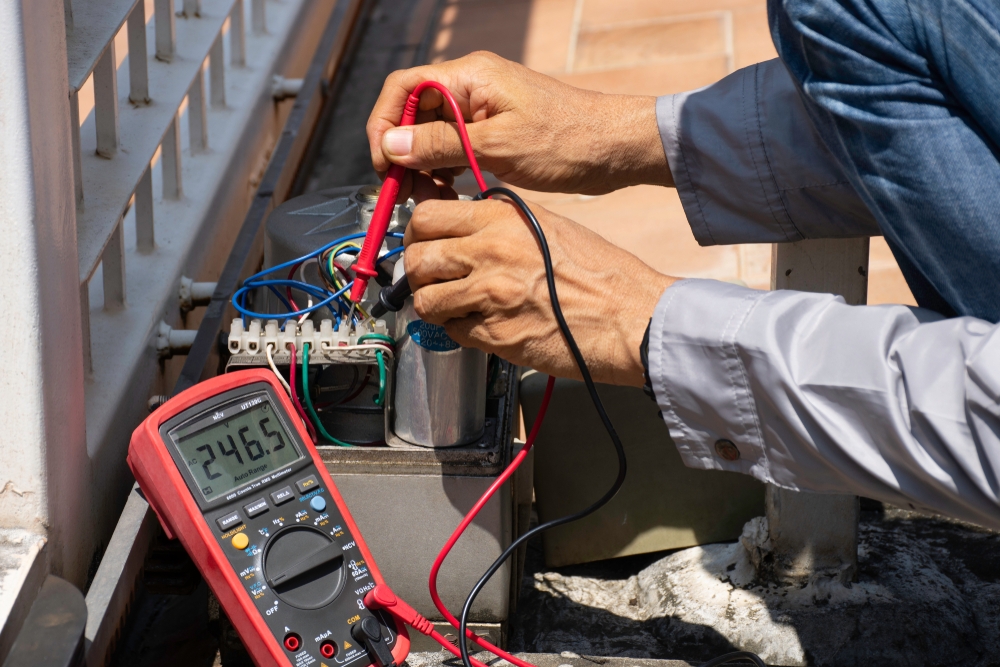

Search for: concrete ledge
xmin=0 ymin=530 xmax=48 ymax=664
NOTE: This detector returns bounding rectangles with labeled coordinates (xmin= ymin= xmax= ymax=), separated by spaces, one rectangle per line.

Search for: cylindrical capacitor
xmin=390 ymin=264 xmax=487 ymax=447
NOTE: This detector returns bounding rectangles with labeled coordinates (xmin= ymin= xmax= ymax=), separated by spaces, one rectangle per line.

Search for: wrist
xmin=607 ymin=271 xmax=676 ymax=386
xmin=590 ymin=94 xmax=672 ymax=192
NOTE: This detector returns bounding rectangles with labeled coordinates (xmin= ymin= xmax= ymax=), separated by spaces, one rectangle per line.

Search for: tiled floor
xmin=429 ymin=0 xmax=915 ymax=303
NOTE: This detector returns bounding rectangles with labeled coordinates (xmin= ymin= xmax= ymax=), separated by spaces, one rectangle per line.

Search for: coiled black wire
xmin=459 ymin=187 xmax=766 ymax=667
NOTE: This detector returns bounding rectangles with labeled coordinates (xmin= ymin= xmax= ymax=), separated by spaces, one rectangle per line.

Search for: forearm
xmin=650 ymin=279 xmax=1000 ymax=530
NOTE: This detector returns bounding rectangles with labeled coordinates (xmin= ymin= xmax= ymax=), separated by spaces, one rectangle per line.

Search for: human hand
xmin=402 ymin=197 xmax=676 ymax=385
xmin=368 ymin=52 xmax=671 ymax=198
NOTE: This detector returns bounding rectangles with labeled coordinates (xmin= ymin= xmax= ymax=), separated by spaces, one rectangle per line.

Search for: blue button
xmin=310 ymin=496 xmax=327 ymax=512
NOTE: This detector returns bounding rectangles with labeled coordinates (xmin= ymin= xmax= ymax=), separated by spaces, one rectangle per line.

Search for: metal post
xmin=69 ymin=89 xmax=83 ymax=213
xmin=93 ymin=43 xmax=119 ymax=158
xmin=127 ymin=2 xmax=150 ymax=104
xmin=102 ymin=220 xmax=127 ymax=310
xmin=155 ymin=0 xmax=176 ymax=62
xmin=209 ymin=34 xmax=226 ymax=107
xmin=252 ymin=0 xmax=266 ymax=34
xmin=80 ymin=282 xmax=93 ymax=377
xmin=63 ymin=0 xmax=74 ymax=34
xmin=162 ymin=113 xmax=182 ymax=198
xmin=188 ymin=68 xmax=208 ymax=152
xmin=767 ymin=237 xmax=869 ymax=583
xmin=230 ymin=1 xmax=246 ymax=66
xmin=135 ymin=166 xmax=155 ymax=253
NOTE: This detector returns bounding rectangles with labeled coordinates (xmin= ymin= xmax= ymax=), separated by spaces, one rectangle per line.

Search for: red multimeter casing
xmin=128 ymin=369 xmax=409 ymax=667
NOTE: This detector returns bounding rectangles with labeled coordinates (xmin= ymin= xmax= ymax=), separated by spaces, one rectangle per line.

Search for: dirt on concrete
xmin=506 ymin=504 xmax=1000 ymax=667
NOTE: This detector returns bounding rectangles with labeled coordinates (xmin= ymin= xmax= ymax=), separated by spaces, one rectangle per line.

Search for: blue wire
xmin=235 ymin=230 xmax=407 ymax=321
xmin=244 ymin=231 xmax=405 ymax=284
xmin=232 ymin=282 xmax=352 ymax=320
xmin=380 ymin=245 xmax=405 ymax=262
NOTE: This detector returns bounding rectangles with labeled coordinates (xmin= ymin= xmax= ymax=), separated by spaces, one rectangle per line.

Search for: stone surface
xmin=508 ymin=507 xmax=1000 ymax=666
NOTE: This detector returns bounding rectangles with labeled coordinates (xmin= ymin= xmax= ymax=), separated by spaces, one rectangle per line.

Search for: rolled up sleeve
xmin=657 ymin=59 xmax=880 ymax=246
xmin=650 ymin=279 xmax=1000 ymax=530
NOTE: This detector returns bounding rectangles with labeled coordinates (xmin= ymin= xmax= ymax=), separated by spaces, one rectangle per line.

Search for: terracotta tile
xmin=738 ymin=243 xmax=772 ymax=289
xmin=554 ymin=55 xmax=729 ymax=96
xmin=868 ymin=267 xmax=917 ymax=306
xmin=523 ymin=0 xmax=577 ymax=72
xmin=431 ymin=0 xmax=535 ymax=63
xmin=580 ymin=0 xmax=762 ymax=29
xmin=574 ymin=15 xmax=725 ymax=72
xmin=510 ymin=185 xmax=743 ymax=280
xmin=866 ymin=237 xmax=915 ymax=306
xmin=732 ymin=6 xmax=777 ymax=70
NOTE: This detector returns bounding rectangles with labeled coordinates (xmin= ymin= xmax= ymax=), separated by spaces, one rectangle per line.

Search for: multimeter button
xmin=243 ymin=497 xmax=269 ymax=518
xmin=270 ymin=486 xmax=295 ymax=506
xmin=295 ymin=475 xmax=319 ymax=494
xmin=309 ymin=496 xmax=327 ymax=512
xmin=216 ymin=512 xmax=242 ymax=531
xmin=231 ymin=533 xmax=250 ymax=550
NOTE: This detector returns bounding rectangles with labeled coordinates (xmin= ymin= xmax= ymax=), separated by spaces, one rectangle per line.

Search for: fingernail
xmin=384 ymin=128 xmax=413 ymax=156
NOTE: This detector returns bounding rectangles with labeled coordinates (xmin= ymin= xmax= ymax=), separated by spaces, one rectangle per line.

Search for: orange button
xmin=231 ymin=532 xmax=249 ymax=550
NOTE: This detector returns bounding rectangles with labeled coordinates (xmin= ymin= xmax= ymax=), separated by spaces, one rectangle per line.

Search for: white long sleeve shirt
xmin=651 ymin=60 xmax=1000 ymax=530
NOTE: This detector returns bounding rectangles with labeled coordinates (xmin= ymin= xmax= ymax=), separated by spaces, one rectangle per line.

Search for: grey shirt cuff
xmin=656 ymin=59 xmax=880 ymax=246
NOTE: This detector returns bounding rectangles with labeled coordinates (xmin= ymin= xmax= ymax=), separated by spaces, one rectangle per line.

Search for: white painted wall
xmin=0 ymin=0 xmax=91 ymax=584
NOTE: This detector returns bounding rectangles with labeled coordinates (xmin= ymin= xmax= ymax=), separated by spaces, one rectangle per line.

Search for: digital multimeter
xmin=128 ymin=369 xmax=409 ymax=667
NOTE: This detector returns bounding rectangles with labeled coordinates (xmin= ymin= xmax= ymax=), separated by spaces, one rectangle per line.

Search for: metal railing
xmin=69 ymin=0 xmax=256 ymax=371
xmin=62 ymin=0 xmax=325 ymax=552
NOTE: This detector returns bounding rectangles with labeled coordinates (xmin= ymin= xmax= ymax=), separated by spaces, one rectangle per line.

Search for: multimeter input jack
xmin=320 ymin=641 xmax=337 ymax=658
xmin=283 ymin=633 xmax=301 ymax=652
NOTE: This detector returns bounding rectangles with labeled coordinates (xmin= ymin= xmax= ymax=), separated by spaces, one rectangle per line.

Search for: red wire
xmin=409 ymin=81 xmax=489 ymax=193
xmin=348 ymin=81 xmax=489 ymax=303
xmin=287 ymin=344 xmax=318 ymax=442
xmin=428 ymin=376 xmax=555 ymax=667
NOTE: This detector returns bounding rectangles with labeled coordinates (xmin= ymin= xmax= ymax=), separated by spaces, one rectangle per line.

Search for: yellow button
xmin=231 ymin=533 xmax=249 ymax=550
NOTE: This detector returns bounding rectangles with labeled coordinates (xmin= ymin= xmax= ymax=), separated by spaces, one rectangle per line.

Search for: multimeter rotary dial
xmin=263 ymin=525 xmax=345 ymax=609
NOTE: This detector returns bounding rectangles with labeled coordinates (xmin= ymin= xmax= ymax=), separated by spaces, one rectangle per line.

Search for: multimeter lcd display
xmin=169 ymin=394 xmax=302 ymax=501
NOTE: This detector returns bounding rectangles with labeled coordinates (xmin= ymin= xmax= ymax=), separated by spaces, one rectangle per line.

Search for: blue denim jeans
xmin=770 ymin=0 xmax=1000 ymax=321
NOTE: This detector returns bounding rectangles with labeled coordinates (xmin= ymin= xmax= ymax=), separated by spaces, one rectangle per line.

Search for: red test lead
xmin=348 ymin=81 xmax=488 ymax=304
xmin=363 ymin=584 xmax=490 ymax=667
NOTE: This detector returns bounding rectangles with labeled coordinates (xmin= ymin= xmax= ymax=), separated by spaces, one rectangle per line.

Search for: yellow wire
xmin=326 ymin=242 xmax=372 ymax=319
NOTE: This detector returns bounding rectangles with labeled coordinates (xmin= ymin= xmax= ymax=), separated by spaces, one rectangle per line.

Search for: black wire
xmin=456 ymin=187 xmax=767 ymax=667
xmin=458 ymin=187 xmax=628 ymax=667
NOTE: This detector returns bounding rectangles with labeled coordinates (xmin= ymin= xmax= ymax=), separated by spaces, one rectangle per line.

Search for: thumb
xmin=381 ymin=119 xmax=483 ymax=172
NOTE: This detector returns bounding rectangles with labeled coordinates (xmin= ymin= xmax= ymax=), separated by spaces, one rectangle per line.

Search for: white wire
xmin=296 ymin=259 xmax=318 ymax=324
xmin=265 ymin=343 xmax=292 ymax=394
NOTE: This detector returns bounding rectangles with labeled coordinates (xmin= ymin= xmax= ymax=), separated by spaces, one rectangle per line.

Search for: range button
xmin=216 ymin=511 xmax=242 ymax=531
xmin=295 ymin=475 xmax=319 ymax=494
xmin=270 ymin=486 xmax=295 ymax=506
xmin=243 ymin=498 xmax=269 ymax=518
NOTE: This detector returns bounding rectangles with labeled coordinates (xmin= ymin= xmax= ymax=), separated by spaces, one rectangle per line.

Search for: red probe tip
xmin=350 ymin=83 xmax=486 ymax=307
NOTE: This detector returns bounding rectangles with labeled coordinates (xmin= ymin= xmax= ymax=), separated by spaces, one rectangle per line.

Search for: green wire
xmin=374 ymin=350 xmax=386 ymax=406
xmin=357 ymin=333 xmax=396 ymax=346
xmin=301 ymin=342 xmax=353 ymax=447
xmin=356 ymin=333 xmax=392 ymax=406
